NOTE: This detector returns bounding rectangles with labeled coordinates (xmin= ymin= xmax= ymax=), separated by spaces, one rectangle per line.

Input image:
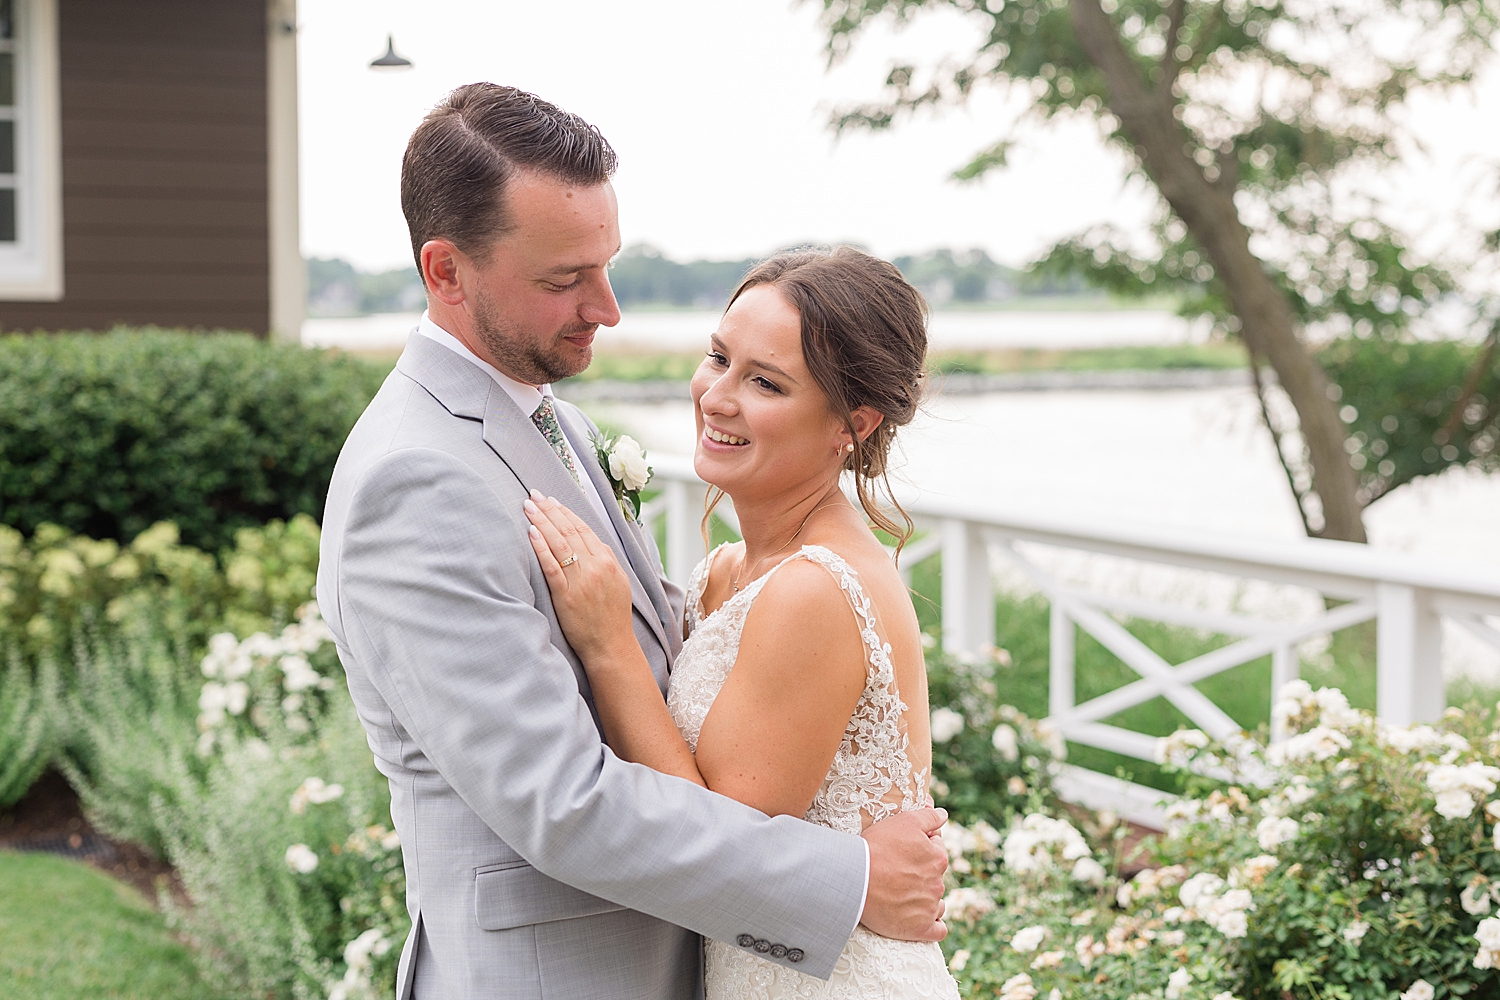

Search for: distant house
xmin=0 ymin=0 xmax=301 ymax=338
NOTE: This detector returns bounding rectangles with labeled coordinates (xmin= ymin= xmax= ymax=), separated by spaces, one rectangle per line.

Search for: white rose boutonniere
xmin=592 ymin=432 xmax=653 ymax=521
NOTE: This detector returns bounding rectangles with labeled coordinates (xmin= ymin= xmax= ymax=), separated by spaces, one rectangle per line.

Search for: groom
xmin=317 ymin=83 xmax=949 ymax=1000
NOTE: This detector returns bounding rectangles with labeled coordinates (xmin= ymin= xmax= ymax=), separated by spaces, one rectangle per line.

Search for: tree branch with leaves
xmin=818 ymin=0 xmax=1500 ymax=542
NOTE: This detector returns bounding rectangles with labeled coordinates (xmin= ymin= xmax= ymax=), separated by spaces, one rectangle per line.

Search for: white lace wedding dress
xmin=668 ymin=543 xmax=961 ymax=1000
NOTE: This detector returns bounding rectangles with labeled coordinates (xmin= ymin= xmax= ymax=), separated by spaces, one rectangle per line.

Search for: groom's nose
xmin=579 ymin=270 xmax=621 ymax=328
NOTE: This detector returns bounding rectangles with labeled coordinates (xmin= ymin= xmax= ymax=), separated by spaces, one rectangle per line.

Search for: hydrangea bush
xmin=937 ymin=679 xmax=1500 ymax=1000
xmin=0 ymin=514 xmax=322 ymax=806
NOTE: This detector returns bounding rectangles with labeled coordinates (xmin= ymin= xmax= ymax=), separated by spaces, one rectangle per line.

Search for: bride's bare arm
xmin=524 ymin=492 xmax=705 ymax=786
xmin=524 ymin=493 xmax=867 ymax=817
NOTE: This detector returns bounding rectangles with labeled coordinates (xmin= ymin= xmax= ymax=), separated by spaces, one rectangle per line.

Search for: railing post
xmin=664 ymin=478 xmax=707 ymax=590
xmin=1269 ymin=644 xmax=1297 ymax=742
xmin=941 ymin=519 xmax=994 ymax=656
xmin=1049 ymin=603 xmax=1074 ymax=718
xmin=1376 ymin=583 xmax=1444 ymax=726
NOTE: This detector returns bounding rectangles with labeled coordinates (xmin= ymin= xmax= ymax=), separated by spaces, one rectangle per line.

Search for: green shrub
xmin=926 ymin=643 xmax=1063 ymax=827
xmin=940 ymin=682 xmax=1500 ymax=999
xmin=0 ymin=515 xmax=323 ymax=808
xmin=0 ymin=645 xmax=57 ymax=807
xmin=66 ymin=603 xmax=405 ymax=1000
xmin=0 ymin=329 xmax=386 ymax=552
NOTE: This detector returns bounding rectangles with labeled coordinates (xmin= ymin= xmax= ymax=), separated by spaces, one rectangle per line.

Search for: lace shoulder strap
xmin=685 ymin=542 xmax=732 ymax=634
xmin=780 ymin=544 xmax=926 ymax=825
xmin=780 ymin=545 xmax=882 ymax=654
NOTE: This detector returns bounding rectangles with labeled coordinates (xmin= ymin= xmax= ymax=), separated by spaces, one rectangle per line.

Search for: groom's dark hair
xmin=401 ymin=83 xmax=617 ymax=278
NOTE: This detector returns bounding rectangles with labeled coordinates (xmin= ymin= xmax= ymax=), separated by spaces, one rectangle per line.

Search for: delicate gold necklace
xmin=730 ymin=498 xmax=848 ymax=593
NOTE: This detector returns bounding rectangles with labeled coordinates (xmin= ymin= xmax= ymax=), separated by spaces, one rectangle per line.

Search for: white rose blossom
xmin=285 ymin=843 xmax=319 ymax=874
xmin=992 ymin=724 xmax=1020 ymax=761
xmin=948 ymin=949 xmax=970 ymax=972
xmin=999 ymin=974 xmax=1037 ymax=1000
xmin=1156 ymin=728 xmax=1211 ymax=767
xmin=605 ymin=435 xmax=651 ymax=491
xmin=1256 ymin=815 xmax=1300 ymax=851
xmin=942 ymin=886 xmax=995 ymax=923
xmin=1165 ymin=966 xmax=1193 ymax=1000
xmin=1010 ymin=925 xmax=1048 ymax=953
xmin=1269 ymin=726 xmax=1351 ymax=765
xmin=1425 ymin=762 xmax=1500 ymax=821
xmin=1072 ymin=857 xmax=1107 ymax=886
xmin=290 ymin=776 xmax=345 ymax=815
xmin=1475 ymin=916 xmax=1500 ymax=969
xmin=1003 ymin=814 xmax=1092 ymax=873
xmin=1031 ymin=950 xmax=1066 ymax=970
xmin=930 ymin=707 xmax=964 ymax=744
xmin=1462 ymin=882 xmax=1493 ymax=916
xmin=1342 ymin=920 xmax=1370 ymax=943
xmin=1399 ymin=981 xmax=1434 ymax=1000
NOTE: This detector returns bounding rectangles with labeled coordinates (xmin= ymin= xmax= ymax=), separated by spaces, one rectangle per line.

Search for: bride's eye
xmin=706 ymin=351 xmax=728 ymax=368
xmin=753 ymin=376 xmax=782 ymax=394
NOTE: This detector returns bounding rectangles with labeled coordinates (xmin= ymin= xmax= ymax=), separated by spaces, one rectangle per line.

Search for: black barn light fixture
xmin=370 ymin=34 xmax=413 ymax=69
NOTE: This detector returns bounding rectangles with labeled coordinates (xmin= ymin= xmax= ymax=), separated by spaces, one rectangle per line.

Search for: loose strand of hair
xmin=700 ymin=485 xmax=728 ymax=552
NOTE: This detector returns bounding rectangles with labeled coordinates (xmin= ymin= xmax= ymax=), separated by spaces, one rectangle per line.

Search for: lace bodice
xmin=668 ymin=543 xmax=958 ymax=1000
xmin=670 ymin=544 xmax=926 ymax=835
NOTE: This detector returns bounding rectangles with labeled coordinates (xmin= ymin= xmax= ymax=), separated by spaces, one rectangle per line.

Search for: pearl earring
xmin=843 ymin=443 xmax=855 ymax=454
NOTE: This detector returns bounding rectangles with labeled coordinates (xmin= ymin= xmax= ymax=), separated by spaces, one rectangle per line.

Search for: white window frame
xmin=0 ymin=0 xmax=61 ymax=301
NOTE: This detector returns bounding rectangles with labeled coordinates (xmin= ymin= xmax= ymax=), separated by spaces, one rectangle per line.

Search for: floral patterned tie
xmin=530 ymin=396 xmax=581 ymax=486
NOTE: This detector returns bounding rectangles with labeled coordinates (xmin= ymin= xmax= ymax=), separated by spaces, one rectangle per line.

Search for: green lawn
xmin=0 ymin=851 xmax=209 ymax=1000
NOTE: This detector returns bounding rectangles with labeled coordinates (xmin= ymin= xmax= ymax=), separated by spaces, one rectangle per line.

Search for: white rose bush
xmin=924 ymin=646 xmax=1065 ymax=827
xmin=930 ymin=672 xmax=1500 ymax=998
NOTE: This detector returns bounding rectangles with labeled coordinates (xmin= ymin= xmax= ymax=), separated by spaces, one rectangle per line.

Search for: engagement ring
xmin=558 ymin=554 xmax=578 ymax=568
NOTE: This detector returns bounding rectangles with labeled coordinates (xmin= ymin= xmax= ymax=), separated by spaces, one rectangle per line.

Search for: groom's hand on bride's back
xmin=859 ymin=806 xmax=950 ymax=942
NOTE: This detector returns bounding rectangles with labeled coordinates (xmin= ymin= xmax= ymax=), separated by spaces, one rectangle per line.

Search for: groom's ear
xmin=421 ymin=239 xmax=466 ymax=305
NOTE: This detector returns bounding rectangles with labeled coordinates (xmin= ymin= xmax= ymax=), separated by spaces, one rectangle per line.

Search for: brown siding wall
xmin=1 ymin=0 xmax=269 ymax=333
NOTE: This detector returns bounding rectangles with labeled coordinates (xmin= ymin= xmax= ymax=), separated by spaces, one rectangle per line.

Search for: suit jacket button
xmin=786 ymin=948 xmax=804 ymax=963
xmin=736 ymin=934 xmax=755 ymax=949
xmin=753 ymin=939 xmax=772 ymax=953
xmin=769 ymin=944 xmax=788 ymax=959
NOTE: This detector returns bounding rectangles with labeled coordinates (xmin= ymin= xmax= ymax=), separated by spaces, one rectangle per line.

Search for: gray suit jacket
xmin=317 ymin=334 xmax=867 ymax=1000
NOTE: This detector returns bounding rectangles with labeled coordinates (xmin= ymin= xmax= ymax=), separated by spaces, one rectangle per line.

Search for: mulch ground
xmin=0 ymin=771 xmax=184 ymax=905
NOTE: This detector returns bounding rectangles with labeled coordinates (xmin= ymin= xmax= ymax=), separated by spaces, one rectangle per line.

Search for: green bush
xmin=66 ymin=602 xmax=406 ymax=1000
xmin=0 ymin=515 xmax=323 ymax=808
xmin=939 ymin=683 xmax=1500 ymax=999
xmin=0 ymin=647 xmax=57 ymax=807
xmin=0 ymin=329 xmax=386 ymax=552
xmin=926 ymin=643 xmax=1064 ymax=827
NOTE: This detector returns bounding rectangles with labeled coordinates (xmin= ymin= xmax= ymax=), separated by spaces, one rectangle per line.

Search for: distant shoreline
xmin=556 ymin=368 xmax=1252 ymax=404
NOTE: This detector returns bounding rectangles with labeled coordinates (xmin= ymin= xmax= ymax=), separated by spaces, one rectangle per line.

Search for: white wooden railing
xmin=641 ymin=454 xmax=1500 ymax=825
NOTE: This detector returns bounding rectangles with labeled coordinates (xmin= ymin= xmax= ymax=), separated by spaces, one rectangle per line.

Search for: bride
xmin=523 ymin=246 xmax=961 ymax=1000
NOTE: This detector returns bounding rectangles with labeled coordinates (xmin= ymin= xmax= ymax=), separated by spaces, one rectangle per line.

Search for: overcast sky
xmin=298 ymin=0 xmax=1500 ymax=274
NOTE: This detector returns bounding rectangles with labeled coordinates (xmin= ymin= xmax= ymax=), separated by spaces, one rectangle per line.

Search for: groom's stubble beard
xmin=471 ymin=285 xmax=595 ymax=385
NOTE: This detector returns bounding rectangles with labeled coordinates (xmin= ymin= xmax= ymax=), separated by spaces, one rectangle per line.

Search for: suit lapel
xmin=556 ymin=405 xmax=676 ymax=659
xmin=398 ymin=333 xmax=673 ymax=680
xmin=478 ymin=388 xmax=673 ymax=675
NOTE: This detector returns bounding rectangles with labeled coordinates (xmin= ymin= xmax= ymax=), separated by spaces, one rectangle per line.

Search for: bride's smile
xmin=690 ymin=284 xmax=872 ymax=510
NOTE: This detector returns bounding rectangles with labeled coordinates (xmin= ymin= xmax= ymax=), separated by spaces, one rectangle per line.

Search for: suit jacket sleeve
xmin=330 ymin=445 xmax=866 ymax=977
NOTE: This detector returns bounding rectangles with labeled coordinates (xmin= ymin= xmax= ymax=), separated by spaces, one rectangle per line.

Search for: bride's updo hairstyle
xmin=721 ymin=245 xmax=928 ymax=549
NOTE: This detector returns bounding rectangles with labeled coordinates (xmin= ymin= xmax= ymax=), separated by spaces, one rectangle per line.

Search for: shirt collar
xmin=416 ymin=311 xmax=554 ymax=416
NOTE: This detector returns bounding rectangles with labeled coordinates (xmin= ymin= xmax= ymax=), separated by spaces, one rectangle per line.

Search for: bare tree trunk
xmin=1070 ymin=0 xmax=1367 ymax=542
